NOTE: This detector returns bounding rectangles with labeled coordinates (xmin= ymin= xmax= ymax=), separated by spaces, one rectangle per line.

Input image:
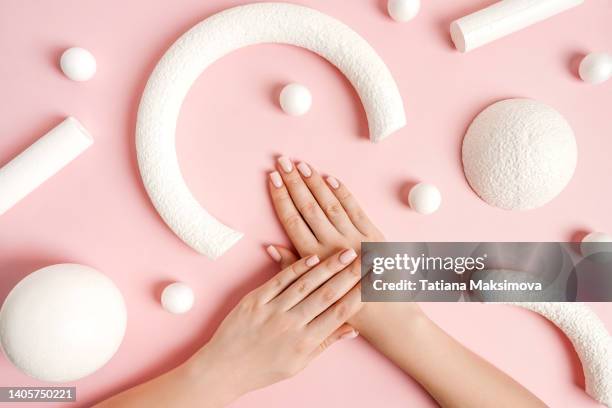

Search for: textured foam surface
xmin=136 ymin=2 xmax=406 ymax=258
xmin=510 ymin=303 xmax=612 ymax=406
xmin=462 ymin=99 xmax=577 ymax=210
xmin=0 ymin=264 xmax=126 ymax=382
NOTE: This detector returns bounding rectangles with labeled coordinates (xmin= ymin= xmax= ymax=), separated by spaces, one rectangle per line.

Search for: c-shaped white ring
xmin=136 ymin=2 xmax=406 ymax=258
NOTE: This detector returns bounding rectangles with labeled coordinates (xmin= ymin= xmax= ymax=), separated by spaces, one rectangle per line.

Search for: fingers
xmin=290 ymin=256 xmax=362 ymax=324
xmin=266 ymin=244 xmax=298 ymax=269
xmin=271 ymin=248 xmax=358 ymax=311
xmin=308 ymin=323 xmax=358 ymax=360
xmin=306 ymin=283 xmax=363 ymax=343
xmin=269 ymin=171 xmax=318 ymax=250
xmin=324 ymin=176 xmax=377 ymax=236
xmin=274 ymin=156 xmax=337 ymax=238
xmin=256 ymin=254 xmax=321 ymax=303
xmin=295 ymin=162 xmax=356 ymax=235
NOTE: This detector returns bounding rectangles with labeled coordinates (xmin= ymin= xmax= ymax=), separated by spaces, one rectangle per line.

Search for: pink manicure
xmin=339 ymin=248 xmax=357 ymax=264
xmin=269 ymin=171 xmax=283 ymax=188
xmin=326 ymin=176 xmax=340 ymax=189
xmin=278 ymin=156 xmax=293 ymax=173
xmin=266 ymin=245 xmax=282 ymax=262
xmin=305 ymin=255 xmax=320 ymax=267
xmin=297 ymin=162 xmax=312 ymax=177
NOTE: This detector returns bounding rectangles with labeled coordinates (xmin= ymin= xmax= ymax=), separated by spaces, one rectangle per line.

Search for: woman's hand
xmin=188 ymin=248 xmax=362 ymax=402
xmin=267 ymin=157 xmax=384 ymax=264
xmin=95 ymin=249 xmax=362 ymax=408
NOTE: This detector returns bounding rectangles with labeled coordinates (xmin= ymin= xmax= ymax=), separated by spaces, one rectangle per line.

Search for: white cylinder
xmin=0 ymin=117 xmax=93 ymax=215
xmin=450 ymin=0 xmax=584 ymax=52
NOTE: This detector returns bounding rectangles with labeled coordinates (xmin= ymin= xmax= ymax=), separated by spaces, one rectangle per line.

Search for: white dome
xmin=462 ymin=99 xmax=577 ymax=210
xmin=0 ymin=264 xmax=126 ymax=382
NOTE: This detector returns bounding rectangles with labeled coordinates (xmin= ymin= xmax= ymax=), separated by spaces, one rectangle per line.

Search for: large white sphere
xmin=388 ymin=0 xmax=420 ymax=22
xmin=462 ymin=99 xmax=577 ymax=210
xmin=0 ymin=264 xmax=126 ymax=382
xmin=408 ymin=183 xmax=441 ymax=214
xmin=60 ymin=47 xmax=97 ymax=82
xmin=161 ymin=282 xmax=194 ymax=314
xmin=578 ymin=53 xmax=612 ymax=84
xmin=279 ymin=83 xmax=312 ymax=116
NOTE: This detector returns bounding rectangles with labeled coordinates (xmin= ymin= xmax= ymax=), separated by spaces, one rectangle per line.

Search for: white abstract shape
xmin=0 ymin=264 xmax=126 ymax=382
xmin=509 ymin=303 xmax=612 ymax=406
xmin=462 ymin=99 xmax=577 ymax=210
xmin=136 ymin=2 xmax=406 ymax=258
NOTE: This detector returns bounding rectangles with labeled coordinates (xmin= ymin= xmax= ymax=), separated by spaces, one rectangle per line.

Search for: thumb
xmin=265 ymin=244 xmax=299 ymax=269
xmin=309 ymin=324 xmax=359 ymax=360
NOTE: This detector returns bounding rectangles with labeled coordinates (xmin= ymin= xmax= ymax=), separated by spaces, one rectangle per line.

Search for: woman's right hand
xmin=186 ymin=248 xmax=362 ymax=404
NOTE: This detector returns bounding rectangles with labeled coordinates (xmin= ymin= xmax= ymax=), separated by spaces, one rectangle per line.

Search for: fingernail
xmin=340 ymin=330 xmax=359 ymax=340
xmin=266 ymin=245 xmax=282 ymax=262
xmin=269 ymin=171 xmax=283 ymax=188
xmin=339 ymin=248 xmax=357 ymax=264
xmin=278 ymin=156 xmax=293 ymax=173
xmin=297 ymin=162 xmax=312 ymax=177
xmin=305 ymin=255 xmax=320 ymax=267
xmin=326 ymin=176 xmax=340 ymax=189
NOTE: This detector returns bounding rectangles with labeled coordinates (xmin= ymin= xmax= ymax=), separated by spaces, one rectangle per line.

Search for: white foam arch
xmin=136 ymin=2 xmax=406 ymax=258
xmin=510 ymin=303 xmax=612 ymax=406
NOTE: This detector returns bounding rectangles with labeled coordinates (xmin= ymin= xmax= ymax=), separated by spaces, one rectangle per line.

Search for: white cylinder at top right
xmin=450 ymin=0 xmax=584 ymax=52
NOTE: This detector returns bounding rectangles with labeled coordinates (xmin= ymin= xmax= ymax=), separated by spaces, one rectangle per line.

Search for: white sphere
xmin=161 ymin=282 xmax=194 ymax=314
xmin=462 ymin=99 xmax=577 ymax=210
xmin=279 ymin=83 xmax=312 ymax=116
xmin=581 ymin=232 xmax=612 ymax=258
xmin=388 ymin=0 xmax=420 ymax=22
xmin=408 ymin=183 xmax=441 ymax=214
xmin=60 ymin=47 xmax=97 ymax=81
xmin=0 ymin=264 xmax=126 ymax=382
xmin=579 ymin=53 xmax=612 ymax=84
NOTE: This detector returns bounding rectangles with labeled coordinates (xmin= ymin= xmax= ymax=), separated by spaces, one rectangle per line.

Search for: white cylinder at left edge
xmin=0 ymin=117 xmax=93 ymax=215
xmin=450 ymin=0 xmax=584 ymax=52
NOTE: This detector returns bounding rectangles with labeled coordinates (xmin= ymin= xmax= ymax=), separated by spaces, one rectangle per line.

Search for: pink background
xmin=0 ymin=0 xmax=611 ymax=406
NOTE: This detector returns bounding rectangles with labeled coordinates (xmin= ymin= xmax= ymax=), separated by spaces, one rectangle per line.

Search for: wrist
xmin=349 ymin=302 xmax=426 ymax=336
xmin=179 ymin=345 xmax=241 ymax=407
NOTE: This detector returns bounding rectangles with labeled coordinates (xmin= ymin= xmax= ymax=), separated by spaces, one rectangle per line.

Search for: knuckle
xmin=299 ymin=201 xmax=319 ymax=217
xmin=352 ymin=209 xmax=367 ymax=222
xmin=296 ymin=279 xmax=310 ymax=294
xmin=323 ymin=202 xmax=344 ymax=217
xmin=334 ymin=302 xmax=350 ymax=321
xmin=321 ymin=288 xmax=337 ymax=303
xmin=239 ymin=296 xmax=259 ymax=314
xmin=272 ymin=276 xmax=285 ymax=288
xmin=272 ymin=313 xmax=295 ymax=332
xmin=287 ymin=176 xmax=302 ymax=187
xmin=337 ymin=189 xmax=352 ymax=201
xmin=283 ymin=214 xmax=302 ymax=229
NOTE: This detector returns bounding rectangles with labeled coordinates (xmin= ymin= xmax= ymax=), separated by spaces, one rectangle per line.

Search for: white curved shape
xmin=509 ymin=303 xmax=612 ymax=406
xmin=136 ymin=2 xmax=406 ymax=258
xmin=0 ymin=264 xmax=126 ymax=382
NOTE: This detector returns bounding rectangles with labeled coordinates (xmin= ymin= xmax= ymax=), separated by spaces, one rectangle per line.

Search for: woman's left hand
xmin=267 ymin=156 xmax=385 ymax=265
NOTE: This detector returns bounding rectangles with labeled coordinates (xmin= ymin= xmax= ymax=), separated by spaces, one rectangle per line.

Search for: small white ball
xmin=578 ymin=53 xmax=612 ymax=84
xmin=60 ymin=47 xmax=97 ymax=81
xmin=279 ymin=83 xmax=312 ymax=116
xmin=161 ymin=282 xmax=194 ymax=314
xmin=581 ymin=232 xmax=612 ymax=259
xmin=408 ymin=183 xmax=441 ymax=214
xmin=388 ymin=0 xmax=421 ymax=22
xmin=0 ymin=264 xmax=126 ymax=382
